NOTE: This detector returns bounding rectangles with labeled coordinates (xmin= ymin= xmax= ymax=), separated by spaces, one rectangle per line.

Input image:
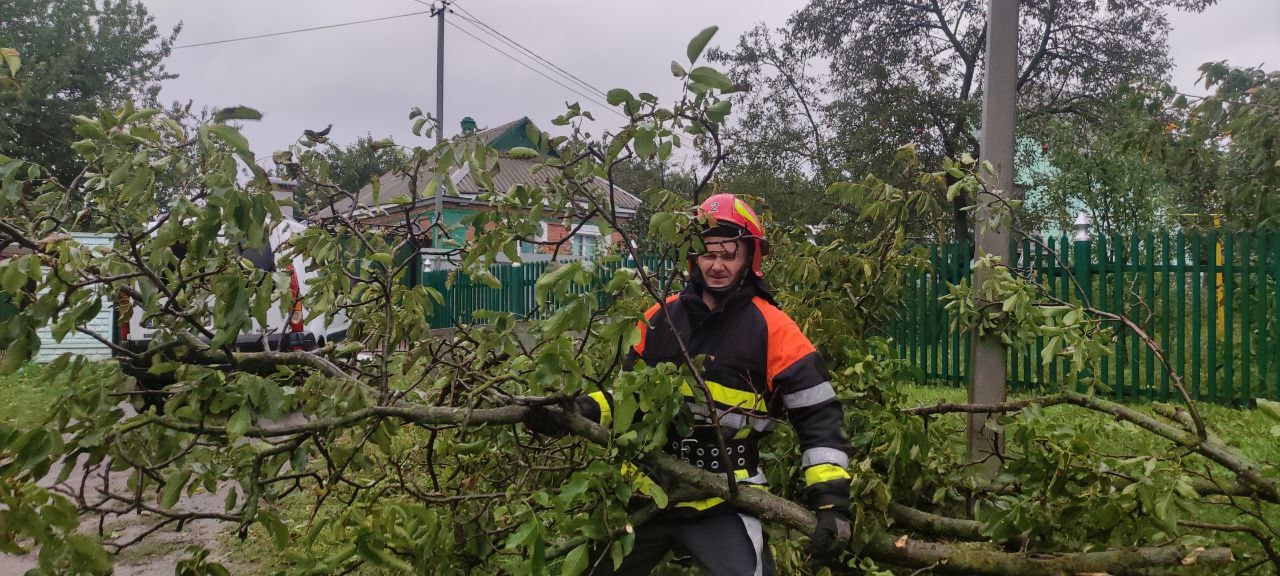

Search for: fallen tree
xmin=2 ymin=30 xmax=1278 ymax=575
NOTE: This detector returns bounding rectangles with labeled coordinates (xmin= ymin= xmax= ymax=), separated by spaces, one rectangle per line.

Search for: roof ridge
xmin=472 ymin=116 xmax=529 ymax=143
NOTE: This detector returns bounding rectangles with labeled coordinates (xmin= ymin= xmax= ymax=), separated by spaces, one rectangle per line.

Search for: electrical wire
xmin=444 ymin=18 xmax=626 ymax=118
xmin=449 ymin=3 xmax=607 ymax=97
xmin=172 ymin=10 xmax=431 ymax=50
xmin=414 ymin=0 xmax=614 ymax=108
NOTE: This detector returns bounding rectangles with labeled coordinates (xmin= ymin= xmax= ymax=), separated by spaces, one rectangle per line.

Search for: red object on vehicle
xmin=287 ymin=265 xmax=305 ymax=335
xmin=117 ymin=291 xmax=130 ymax=342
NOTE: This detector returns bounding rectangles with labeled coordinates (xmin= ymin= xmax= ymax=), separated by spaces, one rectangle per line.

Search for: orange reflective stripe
xmin=634 ymin=295 xmax=678 ymax=357
xmin=753 ymin=297 xmax=817 ymax=390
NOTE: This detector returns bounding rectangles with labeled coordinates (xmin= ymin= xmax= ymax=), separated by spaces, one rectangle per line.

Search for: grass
xmin=0 ymin=361 xmax=73 ymax=429
xmin=901 ymin=380 xmax=1278 ymax=462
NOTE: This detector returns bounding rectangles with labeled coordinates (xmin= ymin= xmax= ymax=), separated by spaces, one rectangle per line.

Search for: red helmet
xmin=697 ymin=193 xmax=770 ymax=278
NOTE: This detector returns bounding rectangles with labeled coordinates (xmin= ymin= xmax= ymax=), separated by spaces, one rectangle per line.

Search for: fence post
xmin=1073 ymin=213 xmax=1092 ymax=303
xmin=1071 ymin=213 xmax=1092 ymax=393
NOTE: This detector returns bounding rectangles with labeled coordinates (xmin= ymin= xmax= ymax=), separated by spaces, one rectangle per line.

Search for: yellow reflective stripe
xmin=675 ymin=496 xmax=724 ymax=510
xmin=733 ymin=199 xmax=761 ymax=232
xmin=674 ymin=473 xmax=765 ymax=510
xmin=804 ymin=463 xmax=851 ymax=486
xmin=588 ymin=391 xmax=612 ymax=427
xmin=679 ymin=380 xmax=767 ymax=413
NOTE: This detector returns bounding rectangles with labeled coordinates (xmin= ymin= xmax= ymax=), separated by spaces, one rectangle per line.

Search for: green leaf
xmin=0 ymin=48 xmax=20 ymax=77
xmin=258 ymin=510 xmax=291 ymax=548
xmin=0 ymin=336 xmax=30 ymax=375
xmin=686 ymin=26 xmax=719 ymax=65
xmin=226 ymin=408 xmax=251 ymax=442
xmin=213 ymin=106 xmax=263 ymax=123
xmin=561 ymin=543 xmax=589 ymax=576
xmin=670 ymin=61 xmax=686 ymax=78
xmin=606 ymin=88 xmax=634 ymax=106
xmin=688 ymin=66 xmax=735 ymax=92
xmin=505 ymin=518 xmax=539 ymax=550
xmin=706 ymin=100 xmax=732 ymax=123
xmin=161 ymin=470 xmax=191 ymax=509
xmin=634 ymin=132 xmax=655 ymax=159
xmin=14 ymin=428 xmax=55 ymax=471
xmin=65 ymin=534 xmax=112 ymax=574
xmin=535 ymin=262 xmax=577 ymax=304
xmin=224 ymin=485 xmax=239 ymax=512
xmin=647 ymin=482 xmax=668 ymax=509
xmin=204 ymin=124 xmax=252 ymax=157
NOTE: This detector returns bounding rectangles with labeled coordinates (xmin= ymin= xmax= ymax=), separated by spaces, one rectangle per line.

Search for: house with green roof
xmin=313 ymin=117 xmax=641 ymax=269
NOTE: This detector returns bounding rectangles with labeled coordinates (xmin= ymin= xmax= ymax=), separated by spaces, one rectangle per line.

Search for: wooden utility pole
xmin=968 ymin=0 xmax=1019 ymax=479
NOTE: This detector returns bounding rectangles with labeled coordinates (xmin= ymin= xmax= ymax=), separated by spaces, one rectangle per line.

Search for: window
xmin=572 ymin=234 xmax=598 ymax=256
xmin=516 ymin=223 xmax=549 ymax=255
xmin=571 ymin=224 xmax=604 ymax=258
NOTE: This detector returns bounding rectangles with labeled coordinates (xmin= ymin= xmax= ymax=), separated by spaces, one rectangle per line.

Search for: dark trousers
xmin=588 ymin=510 xmax=776 ymax=576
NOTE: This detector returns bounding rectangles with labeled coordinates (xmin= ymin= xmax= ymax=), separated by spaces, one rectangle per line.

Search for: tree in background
xmin=0 ymin=0 xmax=179 ymax=188
xmin=1149 ymin=63 xmax=1280 ymax=231
xmin=291 ymin=135 xmax=403 ymax=218
xmin=1022 ymin=62 xmax=1280 ymax=237
xmin=1018 ymin=91 xmax=1191 ymax=238
xmin=711 ymin=0 xmax=1218 ymax=241
xmin=607 ymin=157 xmax=698 ymax=254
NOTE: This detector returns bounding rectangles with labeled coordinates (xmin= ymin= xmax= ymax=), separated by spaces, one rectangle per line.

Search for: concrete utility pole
xmin=429 ymin=0 xmax=448 ymax=272
xmin=435 ymin=0 xmax=446 ymax=146
xmin=969 ymin=0 xmax=1019 ymax=480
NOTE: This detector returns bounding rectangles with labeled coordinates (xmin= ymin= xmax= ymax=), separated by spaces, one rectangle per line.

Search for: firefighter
xmin=534 ymin=193 xmax=851 ymax=575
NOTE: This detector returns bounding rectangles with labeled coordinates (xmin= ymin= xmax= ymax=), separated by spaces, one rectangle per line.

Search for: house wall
xmin=365 ymin=204 xmax=632 ymax=271
xmin=34 ymin=233 xmax=115 ymax=362
xmin=541 ymin=222 xmax=623 ymax=256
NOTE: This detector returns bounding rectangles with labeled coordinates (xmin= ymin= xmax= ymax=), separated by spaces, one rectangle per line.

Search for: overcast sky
xmin=140 ymin=0 xmax=1280 ymax=164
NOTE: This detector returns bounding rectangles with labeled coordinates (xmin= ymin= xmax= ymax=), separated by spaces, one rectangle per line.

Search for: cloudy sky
xmin=140 ymin=0 xmax=1280 ymax=163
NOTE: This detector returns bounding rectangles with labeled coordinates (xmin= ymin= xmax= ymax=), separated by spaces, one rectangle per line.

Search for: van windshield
xmin=238 ymin=243 xmax=276 ymax=272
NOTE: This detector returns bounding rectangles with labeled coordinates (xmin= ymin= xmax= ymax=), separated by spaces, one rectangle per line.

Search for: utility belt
xmin=665 ymin=428 xmax=759 ymax=473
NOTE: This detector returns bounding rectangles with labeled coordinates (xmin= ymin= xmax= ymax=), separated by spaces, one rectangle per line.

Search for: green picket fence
xmin=423 ymin=257 xmax=676 ymax=328
xmin=895 ymin=231 xmax=1280 ymax=405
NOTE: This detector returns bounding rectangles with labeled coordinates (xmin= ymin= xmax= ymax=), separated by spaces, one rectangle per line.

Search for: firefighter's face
xmin=696 ymin=235 xmax=749 ymax=290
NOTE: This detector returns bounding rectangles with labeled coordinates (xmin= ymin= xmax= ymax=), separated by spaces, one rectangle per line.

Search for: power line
xmin=172 ymin=11 xmax=431 ymax=50
xmin=449 ymin=4 xmax=608 ymax=97
xmin=412 ymin=0 xmax=612 ymax=105
xmin=444 ymin=1 xmax=705 ymax=145
xmin=444 ymin=18 xmax=626 ymax=118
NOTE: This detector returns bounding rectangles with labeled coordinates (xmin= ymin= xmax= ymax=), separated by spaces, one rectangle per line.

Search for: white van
xmin=115 ymin=215 xmax=346 ymax=386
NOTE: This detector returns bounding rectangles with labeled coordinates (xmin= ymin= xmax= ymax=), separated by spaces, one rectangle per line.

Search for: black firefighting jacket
xmin=578 ymin=280 xmax=851 ymax=513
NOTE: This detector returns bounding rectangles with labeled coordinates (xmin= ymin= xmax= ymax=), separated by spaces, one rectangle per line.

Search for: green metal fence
xmin=419 ymin=232 xmax=1278 ymax=404
xmin=895 ymin=231 xmax=1280 ymax=405
xmin=423 ymin=257 xmax=675 ymax=329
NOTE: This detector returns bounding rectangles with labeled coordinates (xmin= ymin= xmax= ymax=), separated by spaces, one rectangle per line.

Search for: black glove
xmin=524 ymin=404 xmax=567 ymax=437
xmin=808 ymin=506 xmax=851 ymax=565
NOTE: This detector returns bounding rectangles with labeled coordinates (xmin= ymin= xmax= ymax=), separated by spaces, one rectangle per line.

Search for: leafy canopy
xmin=0 ymin=0 xmax=179 ymax=186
